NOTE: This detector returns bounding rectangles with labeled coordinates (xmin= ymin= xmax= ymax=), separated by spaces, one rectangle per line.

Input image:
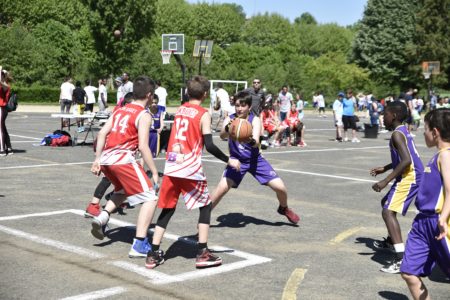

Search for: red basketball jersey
xmin=100 ymin=102 xmax=148 ymax=165
xmin=164 ymin=103 xmax=208 ymax=180
xmin=260 ymin=110 xmax=276 ymax=126
xmin=287 ymin=110 xmax=299 ymax=125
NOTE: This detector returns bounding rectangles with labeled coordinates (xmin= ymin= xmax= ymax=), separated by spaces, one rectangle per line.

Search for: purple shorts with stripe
xmin=382 ymin=179 xmax=419 ymax=215
xmin=223 ymin=155 xmax=279 ymax=188
xmin=149 ymin=131 xmax=159 ymax=158
xmin=400 ymin=214 xmax=450 ymax=278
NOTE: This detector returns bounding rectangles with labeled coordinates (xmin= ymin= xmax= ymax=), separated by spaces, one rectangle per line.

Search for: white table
xmin=51 ymin=113 xmax=108 ymax=145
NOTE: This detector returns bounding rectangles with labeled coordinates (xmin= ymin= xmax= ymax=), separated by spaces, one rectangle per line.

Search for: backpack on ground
xmin=6 ymin=92 xmax=18 ymax=112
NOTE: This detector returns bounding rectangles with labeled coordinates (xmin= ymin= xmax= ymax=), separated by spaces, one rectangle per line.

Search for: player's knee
xmin=401 ymin=273 xmax=419 ymax=285
xmin=156 ymin=208 xmax=176 ymax=229
xmin=381 ymin=208 xmax=396 ymax=220
xmin=198 ymin=203 xmax=212 ymax=224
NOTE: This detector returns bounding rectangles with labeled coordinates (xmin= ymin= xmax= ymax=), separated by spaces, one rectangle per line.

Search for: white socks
xmin=393 ymin=243 xmax=405 ymax=253
xmin=97 ymin=210 xmax=110 ymax=225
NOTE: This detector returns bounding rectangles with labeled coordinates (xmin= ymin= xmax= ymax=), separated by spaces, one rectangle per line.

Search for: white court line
xmin=10 ymin=134 xmax=42 ymax=140
xmin=0 ymin=209 xmax=272 ymax=285
xmin=0 ymin=224 xmax=106 ymax=259
xmin=202 ymin=159 xmax=377 ymax=183
xmin=60 ymin=286 xmax=127 ymax=300
xmin=10 ymin=140 xmax=40 ymax=143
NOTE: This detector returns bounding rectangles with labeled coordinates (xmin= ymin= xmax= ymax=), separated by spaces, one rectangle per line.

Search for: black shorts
xmin=84 ymin=103 xmax=94 ymax=112
xmin=319 ymin=107 xmax=325 ymax=113
xmin=342 ymin=115 xmax=356 ymax=130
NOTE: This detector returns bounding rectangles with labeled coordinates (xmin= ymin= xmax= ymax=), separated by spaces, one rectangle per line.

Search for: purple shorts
xmin=149 ymin=131 xmax=159 ymax=158
xmin=400 ymin=214 xmax=450 ymax=278
xmin=223 ymin=155 xmax=279 ymax=188
xmin=381 ymin=179 xmax=419 ymax=215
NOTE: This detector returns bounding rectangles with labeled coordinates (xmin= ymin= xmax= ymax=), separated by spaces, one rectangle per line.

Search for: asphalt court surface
xmin=1 ymin=111 xmax=449 ymax=299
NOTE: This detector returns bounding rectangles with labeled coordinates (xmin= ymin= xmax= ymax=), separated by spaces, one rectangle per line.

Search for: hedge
xmin=13 ymin=86 xmax=116 ymax=104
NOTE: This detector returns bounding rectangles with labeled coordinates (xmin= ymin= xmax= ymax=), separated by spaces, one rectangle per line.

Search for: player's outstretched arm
xmin=437 ymin=150 xmax=450 ymax=240
xmin=372 ymin=132 xmax=411 ymax=192
xmin=91 ymin=115 xmax=114 ymax=176
xmin=250 ymin=116 xmax=261 ymax=147
xmin=201 ymin=113 xmax=240 ymax=171
xmin=138 ymin=113 xmax=159 ymax=185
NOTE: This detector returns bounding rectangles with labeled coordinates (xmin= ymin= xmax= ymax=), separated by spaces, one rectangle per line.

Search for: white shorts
xmin=334 ymin=114 xmax=343 ymax=127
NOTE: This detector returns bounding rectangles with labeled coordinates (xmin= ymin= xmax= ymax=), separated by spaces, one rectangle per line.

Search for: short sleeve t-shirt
xmin=342 ymin=98 xmax=355 ymax=116
xmin=98 ymin=84 xmax=107 ymax=103
xmin=60 ymin=82 xmax=75 ymax=100
xmin=84 ymin=86 xmax=98 ymax=104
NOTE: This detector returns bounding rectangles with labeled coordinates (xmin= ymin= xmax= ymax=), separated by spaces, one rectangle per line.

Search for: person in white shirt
xmin=84 ymin=80 xmax=98 ymax=112
xmin=277 ymin=86 xmax=293 ymax=122
xmin=97 ymin=78 xmax=107 ymax=113
xmin=116 ymin=72 xmax=133 ymax=104
xmin=59 ymin=76 xmax=75 ymax=114
xmin=317 ymin=91 xmax=326 ymax=117
xmin=213 ymin=83 xmax=234 ymax=132
xmin=333 ymin=92 xmax=345 ymax=142
xmin=154 ymin=80 xmax=168 ymax=109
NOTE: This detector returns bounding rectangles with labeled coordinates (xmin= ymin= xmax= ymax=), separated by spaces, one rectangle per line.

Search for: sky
xmin=186 ymin=0 xmax=368 ymax=26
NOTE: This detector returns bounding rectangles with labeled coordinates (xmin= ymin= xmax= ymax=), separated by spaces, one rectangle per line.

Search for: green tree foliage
xmin=241 ymin=13 xmax=294 ymax=47
xmin=352 ymin=0 xmax=418 ymax=86
xmin=154 ymin=0 xmax=194 ymax=35
xmin=80 ymin=0 xmax=156 ymax=75
xmin=414 ymin=0 xmax=450 ymax=86
xmin=294 ymin=12 xmax=317 ymax=26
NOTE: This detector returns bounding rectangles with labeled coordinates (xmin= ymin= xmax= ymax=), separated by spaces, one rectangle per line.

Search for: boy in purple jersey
xmin=210 ymin=91 xmax=300 ymax=224
xmin=148 ymin=95 xmax=164 ymax=157
xmin=401 ymin=109 xmax=450 ymax=300
xmin=370 ymin=101 xmax=423 ymax=274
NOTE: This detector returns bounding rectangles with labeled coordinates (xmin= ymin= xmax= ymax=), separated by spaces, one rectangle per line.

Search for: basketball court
xmin=1 ymin=110 xmax=448 ymax=299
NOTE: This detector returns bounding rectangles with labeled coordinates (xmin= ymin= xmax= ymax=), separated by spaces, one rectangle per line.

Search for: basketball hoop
xmin=423 ymin=72 xmax=431 ymax=80
xmin=204 ymin=56 xmax=212 ymax=65
xmin=160 ymin=50 xmax=172 ymax=64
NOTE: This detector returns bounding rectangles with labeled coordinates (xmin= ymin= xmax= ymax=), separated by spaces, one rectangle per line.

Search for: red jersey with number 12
xmin=100 ymin=102 xmax=148 ymax=165
xmin=164 ymin=103 xmax=207 ymax=180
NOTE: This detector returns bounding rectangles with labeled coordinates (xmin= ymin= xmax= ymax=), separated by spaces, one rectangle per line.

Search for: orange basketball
xmin=229 ymin=118 xmax=253 ymax=143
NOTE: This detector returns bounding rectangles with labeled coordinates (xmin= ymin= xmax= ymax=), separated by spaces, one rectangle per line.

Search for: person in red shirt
xmin=260 ymin=99 xmax=283 ymax=147
xmin=145 ymin=75 xmax=240 ymax=269
xmin=0 ymin=69 xmax=12 ymax=156
xmin=90 ymin=76 xmax=160 ymax=258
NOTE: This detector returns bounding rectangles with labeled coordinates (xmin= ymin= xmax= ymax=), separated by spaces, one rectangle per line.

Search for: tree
xmin=241 ymin=13 xmax=294 ymax=47
xmin=81 ymin=0 xmax=157 ymax=75
xmin=352 ymin=0 xmax=418 ymax=86
xmin=414 ymin=0 xmax=450 ymax=87
xmin=294 ymin=12 xmax=317 ymax=26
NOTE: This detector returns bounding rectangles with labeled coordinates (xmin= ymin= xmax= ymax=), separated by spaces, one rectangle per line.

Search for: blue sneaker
xmin=128 ymin=238 xmax=152 ymax=258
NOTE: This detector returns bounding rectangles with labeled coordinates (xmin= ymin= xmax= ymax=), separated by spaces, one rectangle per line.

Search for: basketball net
xmin=204 ymin=56 xmax=211 ymax=65
xmin=160 ymin=50 xmax=172 ymax=64
xmin=423 ymin=72 xmax=431 ymax=80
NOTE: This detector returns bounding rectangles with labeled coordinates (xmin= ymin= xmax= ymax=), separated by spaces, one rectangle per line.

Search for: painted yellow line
xmin=329 ymin=227 xmax=365 ymax=245
xmin=282 ymin=268 xmax=307 ymax=300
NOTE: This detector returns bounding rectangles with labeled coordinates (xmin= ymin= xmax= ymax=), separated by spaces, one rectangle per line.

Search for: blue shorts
xmin=382 ymin=179 xmax=419 ymax=215
xmin=223 ymin=155 xmax=279 ymax=188
xmin=149 ymin=130 xmax=159 ymax=158
xmin=400 ymin=214 xmax=450 ymax=278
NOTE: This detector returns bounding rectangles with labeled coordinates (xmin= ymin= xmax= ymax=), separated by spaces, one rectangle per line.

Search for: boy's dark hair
xmin=133 ymin=76 xmax=155 ymax=99
xmin=85 ymin=79 xmax=90 ymax=86
xmin=187 ymin=75 xmax=210 ymax=100
xmin=233 ymin=91 xmax=252 ymax=107
xmin=153 ymin=93 xmax=159 ymax=101
xmin=424 ymin=108 xmax=450 ymax=142
xmin=155 ymin=80 xmax=161 ymax=86
xmin=217 ymin=82 xmax=223 ymax=88
xmin=75 ymin=81 xmax=81 ymax=87
xmin=122 ymin=92 xmax=134 ymax=106
xmin=386 ymin=101 xmax=408 ymax=122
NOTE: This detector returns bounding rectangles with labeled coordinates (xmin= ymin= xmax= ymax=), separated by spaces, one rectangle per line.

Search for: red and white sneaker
xmin=277 ymin=206 xmax=300 ymax=224
xmin=297 ymin=141 xmax=307 ymax=147
xmin=195 ymin=248 xmax=222 ymax=268
xmin=84 ymin=203 xmax=101 ymax=218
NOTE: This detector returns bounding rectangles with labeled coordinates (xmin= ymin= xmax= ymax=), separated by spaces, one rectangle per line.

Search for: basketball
xmin=229 ymin=118 xmax=253 ymax=143
xmin=114 ymin=30 xmax=121 ymax=38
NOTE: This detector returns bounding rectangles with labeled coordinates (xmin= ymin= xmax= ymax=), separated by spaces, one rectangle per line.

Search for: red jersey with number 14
xmin=100 ymin=102 xmax=148 ymax=165
xmin=164 ymin=103 xmax=207 ymax=180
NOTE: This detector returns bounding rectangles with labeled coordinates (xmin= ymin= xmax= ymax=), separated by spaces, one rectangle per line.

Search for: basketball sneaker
xmin=380 ymin=257 xmax=402 ymax=274
xmin=373 ymin=237 xmax=395 ymax=253
xmin=145 ymin=250 xmax=165 ymax=269
xmin=90 ymin=213 xmax=109 ymax=240
xmin=84 ymin=203 xmax=101 ymax=218
xmin=277 ymin=206 xmax=300 ymax=224
xmin=0 ymin=151 xmax=6 ymax=157
xmin=195 ymin=248 xmax=222 ymax=268
xmin=298 ymin=141 xmax=307 ymax=147
xmin=128 ymin=238 xmax=152 ymax=258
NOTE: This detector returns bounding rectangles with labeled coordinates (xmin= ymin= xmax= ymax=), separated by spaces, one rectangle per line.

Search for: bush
xmin=13 ymin=86 xmax=116 ymax=104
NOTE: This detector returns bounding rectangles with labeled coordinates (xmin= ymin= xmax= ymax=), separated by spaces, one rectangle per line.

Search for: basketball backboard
xmin=193 ymin=40 xmax=213 ymax=58
xmin=162 ymin=34 xmax=184 ymax=55
xmin=422 ymin=61 xmax=440 ymax=75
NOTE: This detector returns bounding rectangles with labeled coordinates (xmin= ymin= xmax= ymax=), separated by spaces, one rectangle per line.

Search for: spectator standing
xmin=72 ymin=81 xmax=87 ymax=132
xmin=277 ymin=86 xmax=293 ymax=122
xmin=342 ymin=89 xmax=360 ymax=143
xmin=154 ymin=80 xmax=168 ymax=110
xmin=317 ymin=91 xmax=326 ymax=117
xmin=59 ymin=76 xmax=75 ymax=114
xmin=121 ymin=72 xmax=133 ymax=101
xmin=245 ymin=78 xmax=265 ymax=116
xmin=0 ymin=69 xmax=12 ymax=156
xmin=84 ymin=80 xmax=98 ymax=113
xmin=296 ymin=93 xmax=305 ymax=122
xmin=98 ymin=79 xmax=108 ymax=113
xmin=333 ymin=92 xmax=344 ymax=142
